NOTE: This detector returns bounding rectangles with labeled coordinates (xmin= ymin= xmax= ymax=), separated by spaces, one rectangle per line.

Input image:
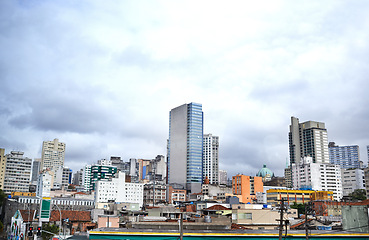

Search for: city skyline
xmin=1 ymin=1 xmax=369 ymax=178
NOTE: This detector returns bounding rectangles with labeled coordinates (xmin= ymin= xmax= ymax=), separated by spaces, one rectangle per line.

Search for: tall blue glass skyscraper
xmin=168 ymin=102 xmax=203 ymax=191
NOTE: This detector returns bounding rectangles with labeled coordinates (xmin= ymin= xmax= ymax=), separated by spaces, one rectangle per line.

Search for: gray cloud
xmin=1 ymin=0 xmax=369 ymax=178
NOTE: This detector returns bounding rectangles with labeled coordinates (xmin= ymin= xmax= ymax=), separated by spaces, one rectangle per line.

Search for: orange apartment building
xmin=232 ymin=175 xmax=263 ymax=203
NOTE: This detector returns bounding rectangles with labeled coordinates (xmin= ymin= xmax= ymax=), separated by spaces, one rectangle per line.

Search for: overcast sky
xmin=1 ymin=0 xmax=369 ymax=178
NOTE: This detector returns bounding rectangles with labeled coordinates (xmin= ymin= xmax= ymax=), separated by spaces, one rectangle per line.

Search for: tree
xmin=41 ymin=223 xmax=59 ymax=240
xmin=290 ymin=202 xmax=306 ymax=216
xmin=349 ymin=189 xmax=367 ymax=201
xmin=0 ymin=189 xmax=7 ymax=206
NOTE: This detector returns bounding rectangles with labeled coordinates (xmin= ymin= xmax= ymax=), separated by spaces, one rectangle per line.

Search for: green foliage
xmin=349 ymin=189 xmax=367 ymax=201
xmin=0 ymin=220 xmax=3 ymax=233
xmin=41 ymin=223 xmax=60 ymax=240
xmin=290 ymin=202 xmax=306 ymax=215
xmin=0 ymin=189 xmax=7 ymax=205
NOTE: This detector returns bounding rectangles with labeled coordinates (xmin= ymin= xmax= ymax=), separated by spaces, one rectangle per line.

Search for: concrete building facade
xmin=168 ymin=102 xmax=203 ymax=191
xmin=219 ymin=170 xmax=227 ymax=186
xmin=95 ymin=172 xmax=143 ymax=207
xmin=41 ymin=138 xmax=66 ymax=170
xmin=291 ymin=156 xmax=342 ymax=201
xmin=341 ymin=168 xmax=365 ymax=197
xmin=232 ymin=175 xmax=263 ymax=204
xmin=329 ymin=143 xmax=361 ymax=169
xmin=203 ymin=134 xmax=219 ymax=185
xmin=36 ymin=171 xmax=52 ymax=197
xmin=289 ymin=117 xmax=329 ymax=165
xmin=54 ymin=166 xmax=72 ymax=189
xmin=3 ymin=151 xmax=32 ymax=194
xmin=30 ymin=158 xmax=41 ymax=185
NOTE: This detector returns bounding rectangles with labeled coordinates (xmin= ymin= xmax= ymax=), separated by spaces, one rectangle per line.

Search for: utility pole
xmin=305 ymin=202 xmax=312 ymax=240
xmin=179 ymin=212 xmax=183 ymax=240
xmin=278 ymin=199 xmax=286 ymax=240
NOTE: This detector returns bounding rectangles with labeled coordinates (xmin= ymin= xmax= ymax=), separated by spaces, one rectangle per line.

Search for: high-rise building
xmin=41 ymin=138 xmax=66 ymax=170
xmin=203 ymin=134 xmax=219 ymax=185
xmin=3 ymin=151 xmax=32 ymax=194
xmin=0 ymin=148 xmax=6 ymax=189
xmin=291 ymin=156 xmax=342 ymax=201
xmin=329 ymin=142 xmax=361 ymax=169
xmin=83 ymin=164 xmax=92 ymax=192
xmin=289 ymin=116 xmax=329 ymax=165
xmin=54 ymin=166 xmax=72 ymax=189
xmin=168 ymin=102 xmax=203 ymax=191
xmin=90 ymin=164 xmax=117 ymax=191
xmin=219 ymin=170 xmax=227 ymax=186
xmin=31 ymin=158 xmax=41 ymax=184
xmin=73 ymin=168 xmax=84 ymax=186
xmin=367 ymin=146 xmax=369 ymax=166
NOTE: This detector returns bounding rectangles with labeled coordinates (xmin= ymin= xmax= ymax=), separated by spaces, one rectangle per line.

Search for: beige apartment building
xmin=232 ymin=204 xmax=298 ymax=230
xmin=41 ymin=138 xmax=66 ymax=170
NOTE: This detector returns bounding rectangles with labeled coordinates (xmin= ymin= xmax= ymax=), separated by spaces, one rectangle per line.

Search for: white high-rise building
xmin=289 ymin=117 xmax=329 ymax=165
xmin=341 ymin=168 xmax=365 ymax=197
xmin=95 ymin=172 xmax=144 ymax=207
xmin=203 ymin=134 xmax=219 ymax=185
xmin=3 ymin=151 xmax=32 ymax=194
xmin=36 ymin=171 xmax=52 ymax=197
xmin=41 ymin=138 xmax=66 ymax=170
xmin=83 ymin=165 xmax=92 ymax=192
xmin=292 ymin=156 xmax=342 ymax=200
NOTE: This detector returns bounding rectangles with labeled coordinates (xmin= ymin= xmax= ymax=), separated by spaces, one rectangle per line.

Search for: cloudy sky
xmin=1 ymin=0 xmax=369 ymax=178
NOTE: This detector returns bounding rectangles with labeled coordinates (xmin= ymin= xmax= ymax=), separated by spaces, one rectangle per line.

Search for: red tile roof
xmin=49 ymin=210 xmax=91 ymax=222
xmin=19 ymin=210 xmax=36 ymax=222
xmin=205 ymin=205 xmax=230 ymax=211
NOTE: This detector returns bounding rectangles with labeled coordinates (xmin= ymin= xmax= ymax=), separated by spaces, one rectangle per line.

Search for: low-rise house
xmin=231 ymin=204 xmax=297 ymax=230
xmin=49 ymin=210 xmax=95 ymax=234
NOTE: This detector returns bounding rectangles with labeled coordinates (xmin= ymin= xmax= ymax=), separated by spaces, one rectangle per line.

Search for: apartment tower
xmin=203 ymin=134 xmax=219 ymax=185
xmin=329 ymin=142 xmax=361 ymax=169
xmin=41 ymin=138 xmax=66 ymax=170
xmin=289 ymin=116 xmax=329 ymax=164
xmin=3 ymin=151 xmax=32 ymax=194
xmin=168 ymin=102 xmax=203 ymax=192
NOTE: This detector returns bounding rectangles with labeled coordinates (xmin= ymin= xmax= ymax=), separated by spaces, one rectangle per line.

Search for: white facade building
xmin=203 ymin=134 xmax=219 ymax=185
xmin=36 ymin=171 xmax=52 ymax=197
xmin=341 ymin=168 xmax=365 ymax=197
xmin=95 ymin=172 xmax=144 ymax=207
xmin=292 ymin=157 xmax=342 ymax=201
xmin=3 ymin=151 xmax=32 ymax=194
xmin=54 ymin=166 xmax=72 ymax=189
xmin=83 ymin=164 xmax=92 ymax=192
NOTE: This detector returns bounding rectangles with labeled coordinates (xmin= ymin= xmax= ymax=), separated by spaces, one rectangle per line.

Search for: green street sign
xmin=40 ymin=198 xmax=51 ymax=222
